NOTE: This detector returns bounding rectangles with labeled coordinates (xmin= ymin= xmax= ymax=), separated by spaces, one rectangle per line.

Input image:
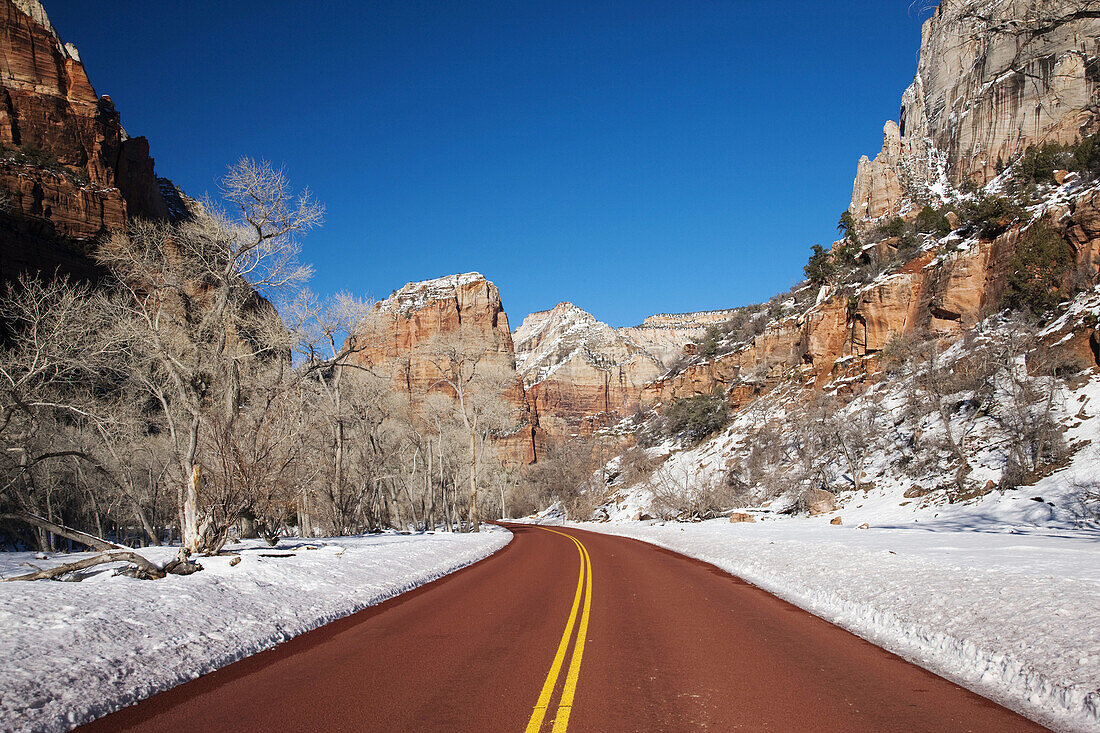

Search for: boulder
xmin=904 ymin=485 xmax=930 ymax=499
xmin=808 ymin=488 xmax=837 ymax=515
xmin=729 ymin=512 xmax=755 ymax=524
xmin=830 ymin=517 xmax=843 ymax=526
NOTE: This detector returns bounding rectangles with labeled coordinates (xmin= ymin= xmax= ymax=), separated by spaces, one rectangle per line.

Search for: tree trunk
xmin=469 ymin=430 xmax=479 ymax=532
xmin=1 ymin=512 xmax=126 ymax=552
xmin=4 ymin=549 xmax=166 ymax=581
xmin=133 ymin=503 xmax=159 ymax=547
xmin=183 ymin=464 xmax=201 ymax=554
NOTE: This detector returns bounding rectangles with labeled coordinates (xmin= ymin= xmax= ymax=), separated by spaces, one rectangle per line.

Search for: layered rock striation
xmin=0 ymin=0 xmax=173 ymax=281
xmin=350 ymin=273 xmax=538 ymax=462
xmin=637 ymin=0 xmax=1100 ymax=412
xmin=620 ymin=310 xmax=737 ymax=367
xmin=513 ymin=303 xmax=664 ymax=435
xmin=644 ymin=186 xmax=1100 ymax=406
xmin=852 ymin=0 xmax=1100 ymax=221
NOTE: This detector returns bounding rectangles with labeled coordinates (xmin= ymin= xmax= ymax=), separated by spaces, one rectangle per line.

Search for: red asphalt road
xmin=79 ymin=523 xmax=1047 ymax=732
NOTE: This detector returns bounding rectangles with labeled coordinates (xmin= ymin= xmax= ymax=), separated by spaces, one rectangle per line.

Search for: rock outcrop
xmin=644 ymin=191 xmax=1100 ymax=406
xmin=513 ymin=303 xmax=664 ymax=435
xmin=0 ymin=0 xmax=173 ymax=281
xmin=641 ymin=0 xmax=1100 ymax=412
xmin=620 ymin=309 xmax=738 ymax=367
xmin=351 ymin=273 xmax=538 ymax=463
xmin=852 ymin=0 xmax=1100 ymax=221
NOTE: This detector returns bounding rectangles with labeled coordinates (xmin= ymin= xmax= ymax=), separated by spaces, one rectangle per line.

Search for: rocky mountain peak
xmin=513 ymin=302 xmax=644 ymax=383
xmin=12 ymin=0 xmax=54 ymax=35
xmin=380 ymin=272 xmax=490 ymax=316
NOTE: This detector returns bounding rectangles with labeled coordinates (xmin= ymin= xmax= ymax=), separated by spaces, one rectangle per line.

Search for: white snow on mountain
xmin=512 ymin=302 xmax=660 ymax=385
xmin=380 ymin=272 xmax=487 ymax=315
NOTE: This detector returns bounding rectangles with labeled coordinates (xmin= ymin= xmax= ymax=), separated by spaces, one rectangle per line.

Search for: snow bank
xmin=0 ymin=529 xmax=510 ymax=732
xmin=565 ymin=518 xmax=1099 ymax=732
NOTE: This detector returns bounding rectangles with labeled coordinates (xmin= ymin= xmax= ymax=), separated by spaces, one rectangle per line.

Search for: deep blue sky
xmin=45 ymin=1 xmax=933 ymax=327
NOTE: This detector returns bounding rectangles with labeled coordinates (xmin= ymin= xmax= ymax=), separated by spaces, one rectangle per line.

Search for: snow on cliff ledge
xmin=380 ymin=272 xmax=488 ymax=315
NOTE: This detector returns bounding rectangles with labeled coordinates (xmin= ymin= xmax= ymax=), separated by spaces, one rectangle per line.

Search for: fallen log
xmin=2 ymin=550 xmax=166 ymax=582
xmin=162 ymin=548 xmax=203 ymax=576
xmin=0 ymin=512 xmax=127 ymax=552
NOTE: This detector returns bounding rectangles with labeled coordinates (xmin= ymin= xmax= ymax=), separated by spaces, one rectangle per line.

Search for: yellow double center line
xmin=524 ymin=527 xmax=593 ymax=733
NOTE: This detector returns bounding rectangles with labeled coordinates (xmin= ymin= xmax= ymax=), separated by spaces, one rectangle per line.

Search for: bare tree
xmin=286 ymin=290 xmax=379 ymax=534
xmin=421 ymin=334 xmax=519 ymax=531
xmin=97 ymin=159 xmax=321 ymax=554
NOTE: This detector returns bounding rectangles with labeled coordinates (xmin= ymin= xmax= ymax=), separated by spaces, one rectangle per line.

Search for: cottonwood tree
xmin=286 ymin=290 xmax=380 ymax=534
xmin=421 ymin=333 xmax=519 ymax=531
xmin=0 ymin=275 xmax=131 ymax=548
xmin=97 ymin=159 xmax=321 ymax=554
xmin=523 ymin=437 xmax=614 ymax=520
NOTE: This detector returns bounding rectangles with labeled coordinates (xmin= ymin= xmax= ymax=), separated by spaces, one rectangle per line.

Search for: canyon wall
xmin=620 ymin=310 xmax=737 ymax=367
xmin=513 ymin=303 xmax=664 ymax=435
xmin=645 ymin=190 xmax=1100 ymax=406
xmin=0 ymin=0 xmax=172 ymax=281
xmin=350 ymin=273 xmax=539 ymax=463
xmin=638 ymin=0 xmax=1100 ymax=410
xmin=852 ymin=0 xmax=1100 ymax=221
xmin=511 ymin=303 xmax=735 ymax=435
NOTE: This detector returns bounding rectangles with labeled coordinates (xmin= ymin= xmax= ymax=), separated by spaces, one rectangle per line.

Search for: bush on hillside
xmin=962 ymin=195 xmax=1025 ymax=240
xmin=695 ymin=323 xmax=727 ymax=358
xmin=879 ymin=216 xmax=907 ymax=239
xmin=804 ymin=244 xmax=835 ymax=285
xmin=663 ymin=392 xmax=730 ymax=445
xmin=914 ymin=205 xmax=953 ymax=237
xmin=1015 ymin=141 xmax=1074 ymax=184
xmin=832 ymin=237 xmax=861 ymax=267
xmin=1011 ymin=132 xmax=1100 ymax=185
xmin=837 ymin=210 xmax=857 ymax=239
xmin=1072 ymin=132 xmax=1100 ymax=175
xmin=1004 ymin=222 xmax=1073 ymax=317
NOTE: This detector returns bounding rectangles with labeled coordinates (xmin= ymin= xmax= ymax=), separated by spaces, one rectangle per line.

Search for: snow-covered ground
xmin=560 ymin=302 xmax=1100 ymax=730
xmin=550 ymin=515 xmax=1099 ymax=732
xmin=0 ymin=528 xmax=510 ymax=733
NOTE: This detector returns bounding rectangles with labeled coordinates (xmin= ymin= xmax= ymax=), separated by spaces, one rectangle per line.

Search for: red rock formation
xmin=0 ymin=0 xmax=171 ymax=281
xmin=351 ymin=273 xmax=539 ymax=463
xmin=513 ymin=303 xmax=663 ymax=435
xmin=641 ymin=212 xmax=1096 ymax=407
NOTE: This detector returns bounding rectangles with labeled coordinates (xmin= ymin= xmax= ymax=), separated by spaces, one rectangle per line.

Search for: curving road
xmin=80 ymin=523 xmax=1047 ymax=732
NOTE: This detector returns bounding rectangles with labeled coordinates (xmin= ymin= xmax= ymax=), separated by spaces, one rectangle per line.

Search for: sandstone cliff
xmin=510 ymin=303 xmax=740 ymax=435
xmin=646 ymin=0 xmax=1100 ymax=410
xmin=0 ymin=0 xmax=173 ymax=281
xmin=851 ymin=0 xmax=1100 ymax=221
xmin=351 ymin=273 xmax=538 ymax=463
xmin=513 ymin=303 xmax=663 ymax=435
xmin=645 ymin=185 xmax=1100 ymax=407
xmin=620 ymin=310 xmax=738 ymax=367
